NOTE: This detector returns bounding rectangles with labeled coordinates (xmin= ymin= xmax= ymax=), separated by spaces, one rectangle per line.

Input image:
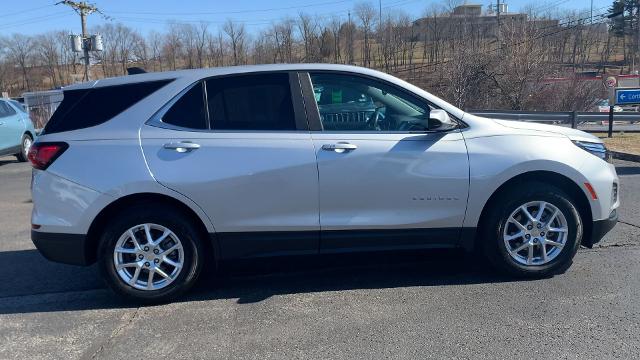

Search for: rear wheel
xmin=482 ymin=182 xmax=582 ymax=277
xmin=98 ymin=204 xmax=204 ymax=303
xmin=15 ymin=134 xmax=32 ymax=162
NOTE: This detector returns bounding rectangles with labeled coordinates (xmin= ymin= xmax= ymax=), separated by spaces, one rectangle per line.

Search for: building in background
xmin=413 ymin=3 xmax=560 ymax=40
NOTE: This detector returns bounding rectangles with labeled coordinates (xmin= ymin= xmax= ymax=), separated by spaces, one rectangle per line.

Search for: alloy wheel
xmin=503 ymin=201 xmax=569 ymax=266
xmin=23 ymin=137 xmax=32 ymax=158
xmin=113 ymin=223 xmax=184 ymax=290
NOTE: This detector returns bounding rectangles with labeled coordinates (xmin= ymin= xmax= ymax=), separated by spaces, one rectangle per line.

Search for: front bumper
xmin=31 ymin=230 xmax=91 ymax=266
xmin=585 ymin=210 xmax=618 ymax=247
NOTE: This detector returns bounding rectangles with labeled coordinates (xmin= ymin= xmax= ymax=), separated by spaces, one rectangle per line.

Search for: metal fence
xmin=22 ymin=90 xmax=63 ymax=130
xmin=469 ymin=110 xmax=640 ymax=132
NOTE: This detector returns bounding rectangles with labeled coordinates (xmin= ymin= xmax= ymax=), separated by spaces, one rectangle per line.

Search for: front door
xmin=302 ymin=72 xmax=470 ymax=252
xmin=140 ymin=72 xmax=319 ymax=259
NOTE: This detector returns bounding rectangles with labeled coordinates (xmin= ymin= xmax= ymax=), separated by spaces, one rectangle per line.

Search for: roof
xmin=63 ymin=64 xmax=389 ymax=90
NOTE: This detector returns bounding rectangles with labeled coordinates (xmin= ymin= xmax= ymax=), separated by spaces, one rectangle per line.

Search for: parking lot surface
xmin=1 ymin=156 xmax=639 ymax=359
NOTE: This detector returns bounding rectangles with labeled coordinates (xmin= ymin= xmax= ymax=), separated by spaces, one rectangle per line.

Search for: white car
xmin=29 ymin=64 xmax=619 ymax=302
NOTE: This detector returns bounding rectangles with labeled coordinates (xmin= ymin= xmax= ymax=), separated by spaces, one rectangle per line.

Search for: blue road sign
xmin=615 ymin=88 xmax=640 ymax=105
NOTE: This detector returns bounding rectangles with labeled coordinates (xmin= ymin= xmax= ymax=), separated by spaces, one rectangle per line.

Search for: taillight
xmin=27 ymin=142 xmax=68 ymax=170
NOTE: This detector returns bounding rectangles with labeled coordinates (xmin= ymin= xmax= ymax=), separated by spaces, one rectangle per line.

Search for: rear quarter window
xmin=43 ymin=79 xmax=173 ymax=134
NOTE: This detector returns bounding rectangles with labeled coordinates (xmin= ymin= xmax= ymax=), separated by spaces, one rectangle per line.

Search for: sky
xmin=1 ymin=0 xmax=613 ymax=37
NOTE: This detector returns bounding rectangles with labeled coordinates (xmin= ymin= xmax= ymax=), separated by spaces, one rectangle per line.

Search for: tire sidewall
xmin=485 ymin=185 xmax=583 ymax=276
xmin=16 ymin=134 xmax=32 ymax=162
xmin=98 ymin=206 xmax=203 ymax=303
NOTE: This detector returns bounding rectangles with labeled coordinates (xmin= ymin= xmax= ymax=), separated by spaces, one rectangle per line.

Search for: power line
xmin=0 ymin=11 xmax=70 ymax=30
xmin=532 ymin=0 xmax=571 ymax=14
xmin=2 ymin=4 xmax=56 ymax=18
xmin=105 ymin=0 xmax=357 ymax=16
xmin=111 ymin=0 xmax=418 ymax=28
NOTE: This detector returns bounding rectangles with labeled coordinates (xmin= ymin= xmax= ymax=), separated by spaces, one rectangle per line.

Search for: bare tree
xmin=34 ymin=33 xmax=61 ymax=88
xmin=3 ymin=34 xmax=35 ymax=91
xmin=148 ymin=31 xmax=164 ymax=71
xmin=223 ymin=19 xmax=246 ymax=65
xmin=329 ymin=16 xmax=343 ymax=63
xmin=297 ymin=13 xmax=318 ymax=62
xmin=355 ymin=2 xmax=377 ymax=66
xmin=163 ymin=23 xmax=182 ymax=71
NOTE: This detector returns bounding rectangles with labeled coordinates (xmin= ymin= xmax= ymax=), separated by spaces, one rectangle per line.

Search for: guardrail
xmin=469 ymin=110 xmax=640 ymax=129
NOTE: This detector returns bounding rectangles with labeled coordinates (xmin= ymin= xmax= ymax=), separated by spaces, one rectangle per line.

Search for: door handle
xmin=321 ymin=142 xmax=357 ymax=152
xmin=0 ymin=122 xmax=4 ymax=126
xmin=163 ymin=141 xmax=200 ymax=153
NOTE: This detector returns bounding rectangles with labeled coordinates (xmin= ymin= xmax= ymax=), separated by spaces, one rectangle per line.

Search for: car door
xmin=300 ymin=71 xmax=470 ymax=252
xmin=140 ymin=72 xmax=320 ymax=259
xmin=0 ymin=100 xmax=24 ymax=154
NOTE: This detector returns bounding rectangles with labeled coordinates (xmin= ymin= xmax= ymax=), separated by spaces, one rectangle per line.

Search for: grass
xmin=593 ymin=132 xmax=640 ymax=155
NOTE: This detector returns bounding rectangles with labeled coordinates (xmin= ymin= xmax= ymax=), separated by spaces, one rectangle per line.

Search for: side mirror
xmin=428 ymin=109 xmax=457 ymax=131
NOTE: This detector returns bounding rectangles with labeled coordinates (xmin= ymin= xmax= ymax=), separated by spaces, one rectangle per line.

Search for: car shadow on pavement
xmin=0 ymin=158 xmax=18 ymax=167
xmin=0 ymin=248 xmax=529 ymax=314
xmin=615 ymin=166 xmax=640 ymax=176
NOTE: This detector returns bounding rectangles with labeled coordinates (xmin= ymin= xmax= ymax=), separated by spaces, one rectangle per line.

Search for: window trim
xmin=148 ymin=71 xmax=309 ymax=133
xmin=299 ymin=70 xmax=464 ymax=133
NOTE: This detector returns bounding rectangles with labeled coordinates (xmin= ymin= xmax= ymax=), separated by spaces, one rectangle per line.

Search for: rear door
xmin=140 ymin=72 xmax=320 ymax=259
xmin=300 ymin=71 xmax=470 ymax=252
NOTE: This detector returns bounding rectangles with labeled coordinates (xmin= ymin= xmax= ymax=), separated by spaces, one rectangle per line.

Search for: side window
xmin=162 ymin=83 xmax=208 ymax=130
xmin=44 ymin=79 xmax=172 ymax=135
xmin=0 ymin=101 xmax=16 ymax=118
xmin=309 ymin=73 xmax=431 ymax=132
xmin=205 ymin=73 xmax=296 ymax=131
xmin=0 ymin=102 xmax=7 ymax=118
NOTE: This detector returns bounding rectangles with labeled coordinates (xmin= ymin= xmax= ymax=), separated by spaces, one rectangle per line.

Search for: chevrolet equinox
xmin=28 ymin=64 xmax=619 ymax=302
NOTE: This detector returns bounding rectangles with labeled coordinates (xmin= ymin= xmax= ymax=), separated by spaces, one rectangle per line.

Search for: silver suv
xmin=29 ymin=64 xmax=619 ymax=302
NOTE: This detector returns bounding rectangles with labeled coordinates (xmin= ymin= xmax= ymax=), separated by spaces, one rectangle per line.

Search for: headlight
xmin=572 ymin=141 xmax=611 ymax=162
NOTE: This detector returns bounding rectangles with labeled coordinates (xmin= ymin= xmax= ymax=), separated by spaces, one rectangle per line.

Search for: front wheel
xmin=98 ymin=205 xmax=204 ymax=303
xmin=482 ymin=183 xmax=583 ymax=277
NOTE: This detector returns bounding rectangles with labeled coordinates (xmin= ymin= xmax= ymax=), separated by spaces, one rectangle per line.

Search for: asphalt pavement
xmin=0 ymin=156 xmax=639 ymax=359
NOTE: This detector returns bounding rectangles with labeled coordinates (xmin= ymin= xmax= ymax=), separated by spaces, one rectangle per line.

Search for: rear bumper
xmin=31 ymin=230 xmax=91 ymax=266
xmin=586 ymin=210 xmax=618 ymax=247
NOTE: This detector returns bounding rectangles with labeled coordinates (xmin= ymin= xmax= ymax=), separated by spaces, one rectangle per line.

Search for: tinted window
xmin=310 ymin=73 xmax=430 ymax=132
xmin=0 ymin=101 xmax=17 ymax=118
xmin=206 ymin=73 xmax=296 ymax=131
xmin=43 ymin=79 xmax=172 ymax=134
xmin=161 ymin=83 xmax=207 ymax=130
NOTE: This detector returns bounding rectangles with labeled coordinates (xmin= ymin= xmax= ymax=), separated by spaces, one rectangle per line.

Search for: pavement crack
xmin=585 ymin=243 xmax=640 ymax=251
xmin=81 ymin=307 xmax=142 ymax=360
xmin=618 ymin=220 xmax=640 ymax=229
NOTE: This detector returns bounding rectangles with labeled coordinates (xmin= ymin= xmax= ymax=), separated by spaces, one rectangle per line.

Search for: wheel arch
xmin=474 ymin=170 xmax=593 ymax=250
xmin=85 ymin=192 xmax=216 ymax=265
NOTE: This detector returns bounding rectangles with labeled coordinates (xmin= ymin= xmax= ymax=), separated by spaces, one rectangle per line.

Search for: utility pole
xmin=348 ymin=11 xmax=354 ymax=64
xmin=56 ymin=1 xmax=99 ymax=81
xmin=590 ymin=0 xmax=593 ymax=24
xmin=496 ymin=0 xmax=501 ymax=44
xmin=636 ymin=0 xmax=640 ymax=74
xmin=379 ymin=0 xmax=382 ymax=28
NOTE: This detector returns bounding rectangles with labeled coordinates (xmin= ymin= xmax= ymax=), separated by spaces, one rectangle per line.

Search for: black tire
xmin=15 ymin=134 xmax=32 ymax=162
xmin=482 ymin=182 xmax=583 ymax=278
xmin=98 ymin=203 xmax=204 ymax=303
